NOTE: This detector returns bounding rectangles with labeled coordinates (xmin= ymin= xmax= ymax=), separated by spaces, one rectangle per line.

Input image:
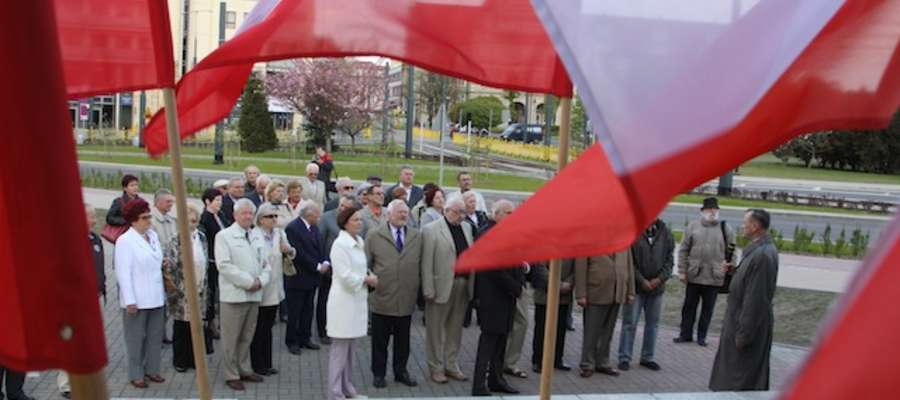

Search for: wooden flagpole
xmin=69 ymin=370 xmax=108 ymax=399
xmin=163 ymin=87 xmax=213 ymax=399
xmin=538 ymin=95 xmax=572 ymax=400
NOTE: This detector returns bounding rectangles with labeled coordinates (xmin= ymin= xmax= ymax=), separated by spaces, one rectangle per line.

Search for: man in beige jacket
xmin=421 ymin=198 xmax=474 ymax=384
xmin=575 ymin=249 xmax=635 ymax=378
xmin=366 ymin=200 xmax=423 ymax=388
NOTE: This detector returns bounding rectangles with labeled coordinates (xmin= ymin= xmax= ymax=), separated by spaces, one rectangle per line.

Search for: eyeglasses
xmin=262 ymin=215 xmax=278 ymax=219
xmin=342 ymin=186 xmax=354 ymax=190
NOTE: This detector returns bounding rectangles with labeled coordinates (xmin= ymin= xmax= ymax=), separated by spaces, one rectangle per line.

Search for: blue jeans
xmin=618 ymin=291 xmax=663 ymax=364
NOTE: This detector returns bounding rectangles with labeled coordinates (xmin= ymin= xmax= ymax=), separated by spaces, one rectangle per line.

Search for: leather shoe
xmin=431 ymin=372 xmax=449 ymax=384
xmin=240 ymin=374 xmax=264 ymax=383
xmin=532 ymin=363 xmax=541 ymax=373
xmin=395 ymin=372 xmax=418 ymax=387
xmin=554 ymin=363 xmax=572 ymax=371
xmin=472 ymin=387 xmax=491 ymax=396
xmin=254 ymin=369 xmax=271 ymax=376
xmin=595 ymin=366 xmax=620 ymax=377
xmin=144 ymin=374 xmax=165 ymax=383
xmin=225 ymin=380 xmax=245 ymax=391
xmin=320 ymin=336 xmax=333 ymax=345
xmin=640 ymin=361 xmax=661 ymax=371
xmin=489 ymin=381 xmax=520 ymax=394
xmin=698 ymin=339 xmax=708 ymax=347
xmin=617 ymin=361 xmax=630 ymax=371
xmin=288 ymin=345 xmax=303 ymax=355
xmin=445 ymin=370 xmax=468 ymax=382
xmin=673 ymin=337 xmax=692 ymax=343
xmin=373 ymin=376 xmax=387 ymax=388
xmin=61 ymin=392 xmax=71 ymax=399
xmin=579 ymin=369 xmax=593 ymax=378
xmin=303 ymin=342 xmax=321 ymax=350
xmin=266 ymin=368 xmax=279 ymax=375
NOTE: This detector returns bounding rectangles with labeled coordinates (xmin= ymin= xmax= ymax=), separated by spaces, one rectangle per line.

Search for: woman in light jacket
xmin=418 ymin=186 xmax=445 ymax=227
xmin=114 ymin=198 xmax=167 ymax=389
xmin=326 ymin=206 xmax=378 ymax=400
xmin=165 ymin=204 xmax=209 ymax=372
xmin=261 ymin=179 xmax=294 ymax=229
xmin=250 ymin=203 xmax=296 ymax=376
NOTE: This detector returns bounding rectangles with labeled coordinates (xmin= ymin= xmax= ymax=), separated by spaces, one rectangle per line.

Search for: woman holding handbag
xmin=250 ymin=203 xmax=296 ymax=376
xmin=103 ymin=174 xmax=141 ymax=243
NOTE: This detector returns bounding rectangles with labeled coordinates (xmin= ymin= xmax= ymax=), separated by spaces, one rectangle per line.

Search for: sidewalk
xmin=83 ymin=187 xmax=858 ymax=294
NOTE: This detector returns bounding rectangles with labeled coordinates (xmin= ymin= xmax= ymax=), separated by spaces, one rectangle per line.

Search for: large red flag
xmin=0 ymin=1 xmax=107 ymax=373
xmin=458 ymin=0 xmax=900 ymax=270
xmin=141 ymin=0 xmax=571 ymax=155
xmin=55 ymin=0 xmax=175 ymax=98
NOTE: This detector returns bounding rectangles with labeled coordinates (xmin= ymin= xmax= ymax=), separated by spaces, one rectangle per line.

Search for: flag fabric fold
xmin=458 ymin=0 xmax=900 ymax=270
xmin=55 ymin=0 xmax=175 ymax=98
xmin=142 ymin=0 xmax=572 ymax=155
xmin=1 ymin=1 xmax=107 ymax=373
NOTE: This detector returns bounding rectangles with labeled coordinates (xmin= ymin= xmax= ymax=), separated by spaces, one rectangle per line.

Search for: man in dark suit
xmin=384 ymin=166 xmax=423 ymax=207
xmin=284 ymin=201 xmax=329 ymax=354
xmin=245 ymin=174 xmax=270 ymax=207
xmin=221 ymin=176 xmax=245 ymax=226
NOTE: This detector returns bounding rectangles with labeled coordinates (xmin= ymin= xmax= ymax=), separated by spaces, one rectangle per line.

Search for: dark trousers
xmin=286 ymin=288 xmax=317 ymax=347
xmin=172 ymin=320 xmax=196 ymax=369
xmin=0 ymin=366 xmax=26 ymax=399
xmin=206 ymin=262 xmax=218 ymax=322
xmin=251 ymin=305 xmax=278 ymax=372
xmin=473 ymin=333 xmax=509 ymax=390
xmin=316 ymin=276 xmax=332 ymax=338
xmin=371 ymin=314 xmax=412 ymax=378
xmin=532 ymin=304 xmax=569 ymax=366
xmin=679 ymin=283 xmax=719 ymax=341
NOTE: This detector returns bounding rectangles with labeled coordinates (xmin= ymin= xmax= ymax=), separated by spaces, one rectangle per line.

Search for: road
xmin=78 ymin=160 xmax=892 ymax=242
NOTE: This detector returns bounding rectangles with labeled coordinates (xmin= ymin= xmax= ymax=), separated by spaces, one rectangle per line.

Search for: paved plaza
xmin=18 ymin=237 xmax=808 ymax=399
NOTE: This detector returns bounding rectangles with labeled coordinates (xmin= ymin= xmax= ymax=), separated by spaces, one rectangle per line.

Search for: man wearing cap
xmin=673 ymin=197 xmax=736 ymax=347
xmin=214 ymin=179 xmax=230 ymax=196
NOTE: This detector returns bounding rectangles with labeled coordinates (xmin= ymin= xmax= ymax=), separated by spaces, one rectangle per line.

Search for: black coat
xmin=245 ymin=192 xmax=264 ymax=207
xmin=106 ymin=192 xmax=139 ymax=226
xmin=221 ymin=195 xmax=238 ymax=226
xmin=474 ymin=220 xmax=524 ymax=334
xmin=630 ymin=219 xmax=675 ymax=296
xmin=198 ymin=210 xmax=226 ymax=262
xmin=384 ymin=184 xmax=424 ymax=207
xmin=89 ymin=232 xmax=106 ymax=297
xmin=285 ymin=218 xmax=328 ymax=290
xmin=466 ymin=211 xmax=490 ymax=237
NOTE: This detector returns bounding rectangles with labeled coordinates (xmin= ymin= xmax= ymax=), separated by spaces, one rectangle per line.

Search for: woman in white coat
xmin=114 ymin=198 xmax=167 ymax=389
xmin=250 ymin=203 xmax=296 ymax=376
xmin=326 ymin=206 xmax=378 ymax=400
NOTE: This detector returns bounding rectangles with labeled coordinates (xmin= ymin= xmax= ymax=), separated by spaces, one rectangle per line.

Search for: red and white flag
xmin=55 ymin=0 xmax=175 ymax=98
xmin=141 ymin=0 xmax=571 ymax=155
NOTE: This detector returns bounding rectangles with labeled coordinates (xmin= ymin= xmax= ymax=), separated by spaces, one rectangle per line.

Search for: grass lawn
xmin=742 ymin=153 xmax=900 ymax=185
xmin=77 ymin=153 xmax=548 ymax=192
xmin=673 ymin=194 xmax=888 ymax=217
xmin=658 ymin=282 xmax=837 ymax=347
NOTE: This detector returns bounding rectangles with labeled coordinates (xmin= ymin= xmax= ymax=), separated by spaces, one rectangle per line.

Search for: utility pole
xmin=438 ymin=77 xmax=447 ymax=186
xmin=138 ymin=91 xmax=146 ymax=147
xmin=404 ymin=64 xmax=415 ymax=158
xmin=213 ymin=1 xmax=226 ymax=164
xmin=543 ymin=94 xmax=554 ymax=146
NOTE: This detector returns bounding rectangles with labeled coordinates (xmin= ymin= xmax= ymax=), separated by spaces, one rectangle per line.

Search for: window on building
xmin=226 ymin=11 xmax=236 ymax=29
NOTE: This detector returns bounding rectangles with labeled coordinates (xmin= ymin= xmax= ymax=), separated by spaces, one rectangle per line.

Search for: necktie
xmin=395 ymin=229 xmax=404 ymax=252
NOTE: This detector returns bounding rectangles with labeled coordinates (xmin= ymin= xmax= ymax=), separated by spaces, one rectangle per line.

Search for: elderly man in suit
xmin=324 ymin=177 xmax=355 ymax=212
xmin=316 ymin=194 xmax=355 ymax=345
xmin=575 ymin=249 xmax=635 ymax=378
xmin=215 ymin=198 xmax=271 ymax=391
xmin=384 ymin=165 xmax=423 ymax=207
xmin=221 ymin=176 xmax=244 ymax=225
xmin=422 ymin=198 xmax=474 ymax=384
xmin=243 ymin=165 xmax=261 ymax=197
xmin=300 ymin=163 xmax=327 ymax=207
xmin=285 ymin=200 xmax=330 ymax=354
xmin=246 ymin=174 xmax=271 ymax=207
xmin=366 ymin=199 xmax=423 ymax=389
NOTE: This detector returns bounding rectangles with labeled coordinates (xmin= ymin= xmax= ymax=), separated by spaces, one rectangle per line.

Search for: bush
xmin=834 ymin=227 xmax=847 ymax=257
xmin=238 ymin=75 xmax=278 ymax=153
xmin=850 ymin=228 xmax=871 ymax=257
xmin=449 ymin=96 xmax=506 ymax=130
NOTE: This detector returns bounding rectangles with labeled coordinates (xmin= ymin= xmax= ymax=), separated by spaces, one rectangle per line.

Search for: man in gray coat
xmin=366 ymin=199 xmax=423 ymax=389
xmin=421 ymin=198 xmax=474 ymax=384
xmin=675 ymin=197 xmax=735 ymax=347
xmin=710 ymin=209 xmax=778 ymax=391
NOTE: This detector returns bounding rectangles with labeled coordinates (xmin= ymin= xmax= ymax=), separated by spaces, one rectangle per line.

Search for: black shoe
xmin=489 ymin=381 xmax=520 ymax=394
xmin=373 ymin=376 xmax=387 ymax=388
xmin=673 ymin=337 xmax=693 ymax=343
xmin=255 ymin=369 xmax=271 ymax=376
xmin=532 ymin=363 xmax=541 ymax=373
xmin=554 ymin=363 xmax=572 ymax=371
xmin=472 ymin=387 xmax=491 ymax=396
xmin=60 ymin=392 xmax=71 ymax=399
xmin=566 ymin=324 xmax=576 ymax=332
xmin=163 ymin=337 xmax=173 ymax=345
xmin=640 ymin=361 xmax=661 ymax=371
xmin=395 ymin=372 xmax=418 ymax=387
xmin=302 ymin=342 xmax=321 ymax=350
xmin=698 ymin=339 xmax=708 ymax=347
xmin=267 ymin=368 xmax=279 ymax=375
xmin=288 ymin=345 xmax=303 ymax=355
xmin=174 ymin=366 xmax=189 ymax=373
xmin=320 ymin=336 xmax=332 ymax=345
xmin=617 ymin=361 xmax=630 ymax=371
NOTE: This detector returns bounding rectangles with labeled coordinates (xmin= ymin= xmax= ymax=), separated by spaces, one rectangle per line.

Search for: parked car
xmin=500 ymin=123 xmax=544 ymax=143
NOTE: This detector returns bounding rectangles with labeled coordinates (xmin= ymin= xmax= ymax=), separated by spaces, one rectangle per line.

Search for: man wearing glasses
xmin=324 ymin=177 xmax=354 ymax=212
xmin=360 ymin=185 xmax=387 ymax=238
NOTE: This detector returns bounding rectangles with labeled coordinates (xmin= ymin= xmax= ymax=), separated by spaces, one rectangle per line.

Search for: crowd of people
xmin=10 ymin=149 xmax=778 ymax=400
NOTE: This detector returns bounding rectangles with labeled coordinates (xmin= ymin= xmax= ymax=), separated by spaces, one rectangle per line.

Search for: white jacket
xmin=251 ymin=226 xmax=295 ymax=306
xmin=326 ymin=230 xmax=369 ymax=339
xmin=215 ymin=223 xmax=271 ymax=303
xmin=115 ymin=228 xmax=166 ymax=309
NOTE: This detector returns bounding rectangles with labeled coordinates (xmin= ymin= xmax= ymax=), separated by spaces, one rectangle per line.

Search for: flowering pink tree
xmin=267 ymin=58 xmax=385 ymax=151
